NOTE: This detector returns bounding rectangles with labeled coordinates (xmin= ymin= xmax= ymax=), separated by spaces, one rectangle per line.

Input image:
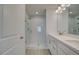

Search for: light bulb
xmin=56 ymin=10 xmax=58 ymax=13
xmin=58 ymin=7 xmax=61 ymax=10
xmin=62 ymin=7 xmax=66 ymax=10
xmin=61 ymin=4 xmax=65 ymax=7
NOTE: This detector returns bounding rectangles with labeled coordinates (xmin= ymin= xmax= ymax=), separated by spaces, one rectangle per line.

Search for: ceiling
xmin=26 ymin=4 xmax=58 ymax=16
xmin=26 ymin=4 xmax=79 ymax=17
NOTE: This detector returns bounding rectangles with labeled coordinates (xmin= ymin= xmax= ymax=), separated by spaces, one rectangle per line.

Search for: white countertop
xmin=48 ymin=33 xmax=79 ymax=54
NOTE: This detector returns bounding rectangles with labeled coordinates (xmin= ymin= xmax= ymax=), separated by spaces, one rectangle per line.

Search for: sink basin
xmin=66 ymin=40 xmax=79 ymax=43
xmin=65 ymin=40 xmax=79 ymax=47
xmin=60 ymin=35 xmax=79 ymax=41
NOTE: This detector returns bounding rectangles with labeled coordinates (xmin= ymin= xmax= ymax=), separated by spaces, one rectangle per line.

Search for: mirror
xmin=57 ymin=4 xmax=79 ymax=36
xmin=56 ymin=4 xmax=69 ymax=35
xmin=68 ymin=4 xmax=79 ymax=35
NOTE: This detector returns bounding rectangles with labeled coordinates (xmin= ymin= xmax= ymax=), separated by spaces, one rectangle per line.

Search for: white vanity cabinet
xmin=48 ymin=35 xmax=58 ymax=55
xmin=57 ymin=40 xmax=77 ymax=55
xmin=48 ymin=34 xmax=78 ymax=55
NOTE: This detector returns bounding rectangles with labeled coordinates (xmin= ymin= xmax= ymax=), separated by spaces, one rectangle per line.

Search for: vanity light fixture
xmin=58 ymin=6 xmax=61 ymax=10
xmin=56 ymin=4 xmax=71 ymax=13
xmin=61 ymin=4 xmax=65 ymax=7
xmin=62 ymin=7 xmax=66 ymax=10
xmin=56 ymin=10 xmax=59 ymax=13
xmin=66 ymin=4 xmax=71 ymax=7
xmin=60 ymin=10 xmax=63 ymax=13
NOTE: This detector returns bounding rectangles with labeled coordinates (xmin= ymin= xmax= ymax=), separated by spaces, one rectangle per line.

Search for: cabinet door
xmin=47 ymin=35 xmax=51 ymax=49
xmin=48 ymin=36 xmax=53 ymax=53
xmin=58 ymin=47 xmax=66 ymax=55
xmin=0 ymin=5 xmax=25 ymax=55
xmin=51 ymin=40 xmax=57 ymax=55
xmin=48 ymin=35 xmax=57 ymax=55
xmin=57 ymin=40 xmax=77 ymax=55
xmin=47 ymin=36 xmax=51 ymax=49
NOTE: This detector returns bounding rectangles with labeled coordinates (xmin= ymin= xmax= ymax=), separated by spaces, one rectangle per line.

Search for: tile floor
xmin=26 ymin=49 xmax=51 ymax=55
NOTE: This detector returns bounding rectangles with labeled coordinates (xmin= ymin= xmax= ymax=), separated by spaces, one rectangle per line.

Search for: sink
xmin=65 ymin=40 xmax=79 ymax=47
xmin=60 ymin=35 xmax=79 ymax=41
xmin=66 ymin=40 xmax=79 ymax=43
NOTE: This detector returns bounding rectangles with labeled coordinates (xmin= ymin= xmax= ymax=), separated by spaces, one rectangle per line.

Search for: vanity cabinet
xmin=57 ymin=40 xmax=77 ymax=55
xmin=48 ymin=35 xmax=58 ymax=55
xmin=48 ymin=35 xmax=78 ymax=55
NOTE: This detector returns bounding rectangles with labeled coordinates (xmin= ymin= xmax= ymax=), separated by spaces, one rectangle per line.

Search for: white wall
xmin=0 ymin=5 xmax=3 ymax=38
xmin=60 ymin=11 xmax=68 ymax=34
xmin=46 ymin=9 xmax=57 ymax=34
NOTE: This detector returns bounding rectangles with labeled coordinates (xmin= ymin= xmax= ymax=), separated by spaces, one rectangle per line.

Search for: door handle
xmin=20 ymin=36 xmax=24 ymax=39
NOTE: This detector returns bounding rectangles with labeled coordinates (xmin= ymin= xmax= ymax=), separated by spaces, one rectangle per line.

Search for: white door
xmin=0 ymin=4 xmax=25 ymax=55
